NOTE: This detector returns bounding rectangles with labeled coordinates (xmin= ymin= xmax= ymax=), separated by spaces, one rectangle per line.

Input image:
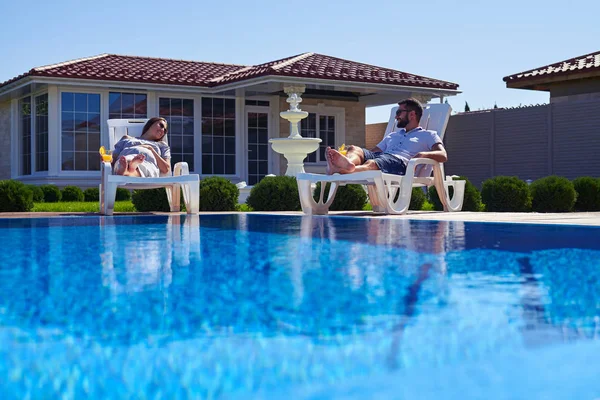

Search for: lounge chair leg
xmin=103 ymin=183 xmax=118 ymax=216
xmin=166 ymin=185 xmax=181 ymax=212
xmin=297 ymin=179 xmax=337 ymax=215
xmin=184 ymin=182 xmax=200 ymax=214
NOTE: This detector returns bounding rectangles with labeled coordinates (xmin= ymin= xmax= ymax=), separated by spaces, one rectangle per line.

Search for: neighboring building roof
xmin=503 ymin=50 xmax=600 ymax=87
xmin=1 ymin=52 xmax=459 ymax=91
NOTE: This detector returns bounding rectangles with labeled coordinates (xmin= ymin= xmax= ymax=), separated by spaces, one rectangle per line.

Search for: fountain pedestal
xmin=269 ymin=85 xmax=321 ymax=177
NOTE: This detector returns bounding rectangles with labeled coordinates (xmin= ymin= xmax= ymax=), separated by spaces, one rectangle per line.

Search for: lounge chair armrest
xmin=101 ymin=160 xmax=114 ymax=175
xmin=173 ymin=161 xmax=190 ymax=176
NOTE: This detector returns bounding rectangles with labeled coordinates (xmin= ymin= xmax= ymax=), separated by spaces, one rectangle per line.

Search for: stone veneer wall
xmin=277 ymin=97 xmax=366 ymax=174
xmin=0 ymin=101 xmax=10 ymax=179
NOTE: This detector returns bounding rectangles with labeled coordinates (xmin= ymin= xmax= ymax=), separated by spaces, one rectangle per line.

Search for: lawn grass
xmin=32 ymin=201 xmax=136 ymax=213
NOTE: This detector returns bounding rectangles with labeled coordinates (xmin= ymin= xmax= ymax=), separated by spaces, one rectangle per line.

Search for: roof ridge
xmin=105 ymin=53 xmax=248 ymax=67
xmin=208 ymin=65 xmax=256 ymax=83
xmin=271 ymin=52 xmax=313 ymax=71
xmin=33 ymin=54 xmax=110 ymax=72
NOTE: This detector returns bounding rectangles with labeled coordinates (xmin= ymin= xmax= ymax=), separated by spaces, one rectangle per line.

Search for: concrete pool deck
xmin=2 ymin=211 xmax=600 ymax=226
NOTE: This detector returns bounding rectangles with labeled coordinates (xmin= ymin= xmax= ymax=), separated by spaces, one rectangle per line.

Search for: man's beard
xmin=396 ymin=118 xmax=408 ymax=128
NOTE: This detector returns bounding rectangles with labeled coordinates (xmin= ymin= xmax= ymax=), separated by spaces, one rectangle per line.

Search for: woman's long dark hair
xmin=141 ymin=117 xmax=168 ymax=142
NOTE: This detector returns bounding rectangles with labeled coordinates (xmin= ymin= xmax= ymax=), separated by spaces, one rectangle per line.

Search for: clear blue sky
xmin=1 ymin=0 xmax=598 ymax=124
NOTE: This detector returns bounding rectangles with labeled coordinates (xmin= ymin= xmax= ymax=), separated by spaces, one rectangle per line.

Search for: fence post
xmin=490 ymin=109 xmax=496 ymax=178
xmin=547 ymin=103 xmax=553 ymax=176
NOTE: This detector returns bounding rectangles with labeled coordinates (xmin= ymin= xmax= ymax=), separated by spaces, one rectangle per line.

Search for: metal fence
xmin=443 ymin=98 xmax=600 ymax=187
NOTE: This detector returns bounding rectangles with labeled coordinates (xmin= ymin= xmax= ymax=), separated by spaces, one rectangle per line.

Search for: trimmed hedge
xmin=573 ymin=177 xmax=600 ymax=211
xmin=84 ymin=188 xmax=100 ymax=202
xmin=429 ymin=176 xmax=483 ymax=212
xmin=132 ymin=188 xmax=171 ymax=212
xmin=116 ymin=188 xmax=132 ymax=201
xmin=481 ymin=176 xmax=531 ymax=212
xmin=313 ymin=182 xmax=367 ymax=211
xmin=530 ymin=176 xmax=576 ymax=213
xmin=409 ymin=187 xmax=427 ymax=210
xmin=0 ymin=180 xmax=34 ymax=212
xmin=246 ymin=176 xmax=300 ymax=211
xmin=200 ymin=176 xmax=239 ymax=211
xmin=26 ymin=185 xmax=45 ymax=203
xmin=40 ymin=184 xmax=62 ymax=203
xmin=61 ymin=186 xmax=84 ymax=202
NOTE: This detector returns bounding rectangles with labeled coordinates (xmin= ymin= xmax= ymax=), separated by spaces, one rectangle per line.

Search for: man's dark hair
xmin=398 ymin=98 xmax=423 ymax=121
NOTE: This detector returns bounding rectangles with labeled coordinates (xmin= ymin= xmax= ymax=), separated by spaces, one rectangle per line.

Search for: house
xmin=503 ymin=50 xmax=600 ymax=103
xmin=0 ymin=52 xmax=459 ymax=188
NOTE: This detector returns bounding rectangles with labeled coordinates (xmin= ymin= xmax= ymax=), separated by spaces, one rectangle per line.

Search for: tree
xmin=493 ymin=102 xmax=498 ymax=109
xmin=464 ymin=101 xmax=471 ymax=112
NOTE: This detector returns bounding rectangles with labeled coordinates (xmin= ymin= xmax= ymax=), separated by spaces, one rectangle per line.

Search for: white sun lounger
xmin=100 ymin=119 xmax=200 ymax=216
xmin=296 ymin=103 xmax=465 ymax=215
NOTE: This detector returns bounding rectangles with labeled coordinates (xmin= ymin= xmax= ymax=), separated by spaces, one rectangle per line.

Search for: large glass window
xmin=109 ymin=92 xmax=147 ymax=119
xmin=201 ymin=98 xmax=236 ymax=175
xmin=19 ymin=97 xmax=31 ymax=175
xmin=159 ymin=97 xmax=195 ymax=170
xmin=300 ymin=113 xmax=336 ymax=162
xmin=61 ymin=92 xmax=101 ymax=171
xmin=35 ymin=94 xmax=49 ymax=172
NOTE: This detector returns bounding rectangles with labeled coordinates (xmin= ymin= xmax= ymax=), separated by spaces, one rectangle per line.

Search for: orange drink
xmin=338 ymin=144 xmax=347 ymax=156
xmin=99 ymin=146 xmax=113 ymax=162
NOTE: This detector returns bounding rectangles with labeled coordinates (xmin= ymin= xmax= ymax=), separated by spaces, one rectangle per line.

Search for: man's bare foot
xmin=128 ymin=154 xmax=145 ymax=173
xmin=326 ymin=147 xmax=355 ymax=174
xmin=114 ymin=156 xmax=128 ymax=175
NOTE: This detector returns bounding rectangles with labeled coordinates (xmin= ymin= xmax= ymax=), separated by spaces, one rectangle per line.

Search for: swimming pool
xmin=0 ymin=214 xmax=599 ymax=399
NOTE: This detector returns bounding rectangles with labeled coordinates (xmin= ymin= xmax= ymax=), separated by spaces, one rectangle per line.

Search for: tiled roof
xmin=210 ymin=52 xmax=459 ymax=89
xmin=0 ymin=54 xmax=245 ymax=89
xmin=1 ymin=52 xmax=459 ymax=91
xmin=503 ymin=50 xmax=600 ymax=84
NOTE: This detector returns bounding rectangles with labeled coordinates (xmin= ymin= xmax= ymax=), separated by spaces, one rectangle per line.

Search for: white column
xmin=47 ymin=85 xmax=60 ymax=176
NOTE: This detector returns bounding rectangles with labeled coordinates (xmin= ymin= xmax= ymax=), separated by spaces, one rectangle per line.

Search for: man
xmin=326 ymin=98 xmax=447 ymax=175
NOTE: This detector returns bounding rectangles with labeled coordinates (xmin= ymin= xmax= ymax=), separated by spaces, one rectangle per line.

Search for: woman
xmin=112 ymin=117 xmax=171 ymax=177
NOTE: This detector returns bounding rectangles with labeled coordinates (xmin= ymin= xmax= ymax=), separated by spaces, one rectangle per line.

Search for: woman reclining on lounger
xmin=112 ymin=117 xmax=171 ymax=177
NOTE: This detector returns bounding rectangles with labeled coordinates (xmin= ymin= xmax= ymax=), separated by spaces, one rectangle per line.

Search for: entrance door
xmin=246 ymin=110 xmax=269 ymax=185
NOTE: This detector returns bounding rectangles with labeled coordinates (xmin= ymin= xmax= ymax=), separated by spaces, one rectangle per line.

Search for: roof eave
xmin=210 ymin=75 xmax=461 ymax=96
xmin=505 ymin=69 xmax=600 ymax=90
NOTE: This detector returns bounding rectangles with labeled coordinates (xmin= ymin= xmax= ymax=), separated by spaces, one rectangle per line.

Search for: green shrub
xmin=572 ymin=177 xmax=600 ymax=211
xmin=131 ymin=188 xmax=171 ymax=212
xmin=84 ymin=188 xmax=100 ymax=202
xmin=481 ymin=176 xmax=531 ymax=212
xmin=530 ymin=176 xmax=576 ymax=213
xmin=246 ymin=176 xmax=300 ymax=211
xmin=26 ymin=185 xmax=45 ymax=203
xmin=61 ymin=186 xmax=85 ymax=202
xmin=200 ymin=176 xmax=239 ymax=211
xmin=409 ymin=187 xmax=427 ymax=210
xmin=313 ymin=183 xmax=367 ymax=211
xmin=116 ymin=188 xmax=132 ymax=201
xmin=40 ymin=184 xmax=62 ymax=203
xmin=429 ymin=176 xmax=483 ymax=212
xmin=0 ymin=180 xmax=34 ymax=212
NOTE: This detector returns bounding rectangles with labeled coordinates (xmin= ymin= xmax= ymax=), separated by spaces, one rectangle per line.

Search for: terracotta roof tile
xmin=210 ymin=52 xmax=458 ymax=89
xmin=1 ymin=52 xmax=459 ymax=91
xmin=503 ymin=50 xmax=600 ymax=83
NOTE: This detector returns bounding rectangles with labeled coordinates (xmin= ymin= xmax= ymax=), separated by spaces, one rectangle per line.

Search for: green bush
xmin=429 ymin=176 xmax=483 ymax=212
xmin=481 ymin=176 xmax=531 ymax=212
xmin=40 ymin=184 xmax=62 ymax=203
xmin=0 ymin=180 xmax=34 ymax=212
xmin=530 ymin=176 xmax=576 ymax=213
xmin=572 ymin=177 xmax=600 ymax=211
xmin=246 ymin=176 xmax=300 ymax=211
xmin=84 ymin=188 xmax=100 ymax=202
xmin=116 ymin=188 xmax=132 ymax=201
xmin=313 ymin=183 xmax=367 ymax=211
xmin=26 ymin=185 xmax=45 ymax=203
xmin=409 ymin=187 xmax=427 ymax=210
xmin=200 ymin=176 xmax=239 ymax=211
xmin=61 ymin=186 xmax=84 ymax=202
xmin=131 ymin=188 xmax=171 ymax=212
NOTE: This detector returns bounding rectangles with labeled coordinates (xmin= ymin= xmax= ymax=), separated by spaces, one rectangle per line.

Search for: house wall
xmin=443 ymin=97 xmax=600 ymax=187
xmin=0 ymin=101 xmax=11 ymax=179
xmin=549 ymin=78 xmax=600 ymax=102
xmin=366 ymin=122 xmax=387 ymax=148
xmin=277 ymin=97 xmax=366 ymax=174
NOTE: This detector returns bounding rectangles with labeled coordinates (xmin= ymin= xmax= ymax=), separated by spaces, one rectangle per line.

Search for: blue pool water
xmin=0 ymin=214 xmax=599 ymax=399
